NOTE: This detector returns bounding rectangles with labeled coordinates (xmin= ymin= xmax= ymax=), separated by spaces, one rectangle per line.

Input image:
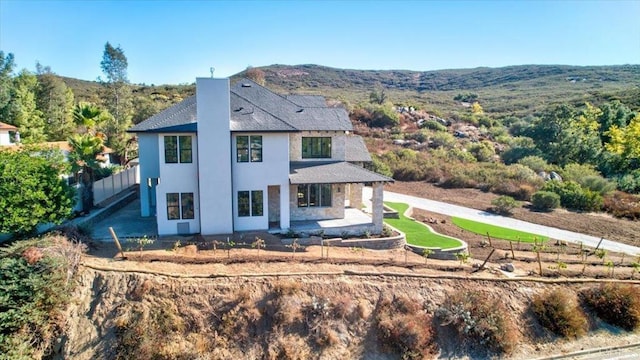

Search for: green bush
xmin=0 ymin=236 xmax=85 ymax=359
xmin=580 ymin=284 xmax=640 ymax=331
xmin=541 ymin=181 xmax=603 ymax=211
xmin=531 ymin=191 xmax=561 ymax=211
xmin=468 ymin=141 xmax=496 ymax=162
xmin=491 ymin=195 xmax=518 ymax=215
xmin=618 ymin=169 xmax=640 ymax=194
xmin=532 ymin=289 xmax=587 ymax=338
xmin=420 ymin=119 xmax=447 ymax=132
xmin=579 ymin=176 xmax=616 ymax=196
xmin=436 ymin=290 xmax=517 ymax=354
xmin=517 ymin=155 xmax=549 ymax=174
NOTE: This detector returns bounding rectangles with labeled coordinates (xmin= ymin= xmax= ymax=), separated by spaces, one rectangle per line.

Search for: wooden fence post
xmin=109 ymin=226 xmax=125 ymax=259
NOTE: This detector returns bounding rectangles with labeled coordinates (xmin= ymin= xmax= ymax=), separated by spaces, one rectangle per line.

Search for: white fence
xmin=93 ymin=165 xmax=140 ymax=205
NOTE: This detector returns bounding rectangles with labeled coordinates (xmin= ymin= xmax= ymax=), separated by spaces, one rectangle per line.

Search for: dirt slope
xmin=57 ymin=264 xmax=640 ymax=360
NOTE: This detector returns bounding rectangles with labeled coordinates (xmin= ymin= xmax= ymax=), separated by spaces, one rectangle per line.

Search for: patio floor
xmin=287 ymin=208 xmax=373 ymax=232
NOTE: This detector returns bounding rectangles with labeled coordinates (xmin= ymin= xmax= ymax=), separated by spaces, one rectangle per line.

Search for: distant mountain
xmin=235 ymin=64 xmax=640 ymax=117
xmin=56 ymin=63 xmax=640 ymax=120
xmin=237 ymin=64 xmax=640 ymax=92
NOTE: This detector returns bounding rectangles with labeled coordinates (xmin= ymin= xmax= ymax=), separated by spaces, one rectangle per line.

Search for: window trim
xmin=302 ymin=137 xmax=332 ymax=159
xmin=297 ymin=184 xmax=332 ymax=207
xmin=238 ymin=190 xmax=263 ymax=217
xmin=164 ymin=135 xmax=193 ymax=164
xmin=237 ymin=135 xmax=262 ymax=163
xmin=166 ymin=192 xmax=194 ymax=220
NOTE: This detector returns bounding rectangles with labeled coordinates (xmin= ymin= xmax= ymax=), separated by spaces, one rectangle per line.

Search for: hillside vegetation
xmin=236 ymin=64 xmax=640 ymax=118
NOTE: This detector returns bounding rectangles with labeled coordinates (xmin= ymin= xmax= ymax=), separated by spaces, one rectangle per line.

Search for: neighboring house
xmin=40 ymin=141 xmax=115 ymax=169
xmin=0 ymin=122 xmax=18 ymax=146
xmin=130 ymin=78 xmax=392 ymax=236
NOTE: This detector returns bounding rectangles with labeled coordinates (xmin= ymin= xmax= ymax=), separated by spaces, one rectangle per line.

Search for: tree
xmin=68 ymin=102 xmax=110 ymax=213
xmin=67 ymin=133 xmax=105 ymax=213
xmin=0 ymin=147 xmax=74 ymax=237
xmin=35 ymin=65 xmax=75 ymax=141
xmin=99 ymin=42 xmax=133 ymax=164
xmin=605 ymin=113 xmax=640 ymax=172
xmin=7 ymin=70 xmax=46 ymax=143
xmin=0 ymin=51 xmax=15 ymax=121
xmin=369 ymin=87 xmax=387 ymax=105
xmin=245 ymin=67 xmax=265 ymax=85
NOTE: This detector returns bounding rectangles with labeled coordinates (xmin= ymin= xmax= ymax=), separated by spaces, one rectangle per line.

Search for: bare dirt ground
xmin=78 ymin=181 xmax=640 ymax=359
xmin=387 ymin=181 xmax=640 ymax=246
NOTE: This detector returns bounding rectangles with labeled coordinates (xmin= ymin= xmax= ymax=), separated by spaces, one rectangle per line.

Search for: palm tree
xmin=68 ymin=102 xmax=111 ymax=213
xmin=73 ymin=102 xmax=109 ymax=133
xmin=68 ymin=133 xmax=105 ymax=214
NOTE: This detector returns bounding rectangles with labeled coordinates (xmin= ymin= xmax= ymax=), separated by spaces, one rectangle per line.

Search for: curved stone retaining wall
xmin=282 ymin=232 xmax=406 ymax=250
xmin=401 ymin=206 xmax=468 ymax=260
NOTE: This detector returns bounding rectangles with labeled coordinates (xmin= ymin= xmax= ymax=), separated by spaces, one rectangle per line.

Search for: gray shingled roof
xmin=285 ymin=95 xmax=327 ymax=107
xmin=129 ymin=95 xmax=197 ymax=132
xmin=130 ymin=79 xmax=353 ymax=133
xmin=345 ymin=136 xmax=372 ymax=162
xmin=231 ymin=79 xmax=352 ymax=131
xmin=289 ymin=161 xmax=393 ymax=184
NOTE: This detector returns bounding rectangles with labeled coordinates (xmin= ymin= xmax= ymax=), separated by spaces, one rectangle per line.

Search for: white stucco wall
xmin=289 ymin=131 xmax=347 ymax=161
xmin=156 ymin=133 xmax=200 ymax=235
xmin=232 ymin=133 xmax=290 ymax=231
xmin=137 ymin=133 xmax=160 ymax=217
xmin=0 ymin=131 xmax=12 ymax=146
xmin=196 ymin=78 xmax=234 ymax=235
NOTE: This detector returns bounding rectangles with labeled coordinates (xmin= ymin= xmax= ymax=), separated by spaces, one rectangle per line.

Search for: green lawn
xmin=384 ymin=202 xmax=463 ymax=249
xmin=451 ymin=217 xmax=548 ymax=243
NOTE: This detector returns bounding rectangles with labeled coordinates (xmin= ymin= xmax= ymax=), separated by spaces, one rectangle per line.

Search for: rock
xmin=502 ymin=263 xmax=515 ymax=272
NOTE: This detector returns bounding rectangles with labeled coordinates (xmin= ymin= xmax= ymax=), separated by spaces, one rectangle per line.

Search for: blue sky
xmin=1 ymin=0 xmax=638 ymax=85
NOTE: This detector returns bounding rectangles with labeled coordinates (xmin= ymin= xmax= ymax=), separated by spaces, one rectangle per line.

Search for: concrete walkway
xmin=364 ymin=187 xmax=640 ymax=256
xmin=90 ymin=198 xmax=157 ymax=240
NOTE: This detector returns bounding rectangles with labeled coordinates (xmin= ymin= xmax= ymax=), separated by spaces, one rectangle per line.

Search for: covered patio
xmin=288 ymin=161 xmax=393 ymax=236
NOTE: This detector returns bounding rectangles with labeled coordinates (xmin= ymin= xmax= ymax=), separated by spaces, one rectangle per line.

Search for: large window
xmin=297 ymin=184 xmax=332 ymax=207
xmin=238 ymin=190 xmax=263 ymax=217
xmin=164 ymin=135 xmax=192 ymax=163
xmin=167 ymin=192 xmax=194 ymax=220
xmin=237 ymin=135 xmax=262 ymax=162
xmin=302 ymin=137 xmax=331 ymax=159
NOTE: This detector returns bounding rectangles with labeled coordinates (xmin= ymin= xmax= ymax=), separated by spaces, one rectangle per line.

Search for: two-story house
xmin=130 ymin=78 xmax=392 ymax=236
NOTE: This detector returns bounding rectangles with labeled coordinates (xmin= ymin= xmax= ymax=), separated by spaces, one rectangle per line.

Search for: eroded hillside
xmin=58 ymin=266 xmax=640 ymax=360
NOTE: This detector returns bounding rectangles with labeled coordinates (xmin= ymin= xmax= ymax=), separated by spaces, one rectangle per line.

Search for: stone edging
xmin=402 ymin=205 xmax=468 ymax=260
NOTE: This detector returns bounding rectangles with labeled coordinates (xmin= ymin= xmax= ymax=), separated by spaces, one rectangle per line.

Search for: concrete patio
xmin=285 ymin=208 xmax=377 ymax=236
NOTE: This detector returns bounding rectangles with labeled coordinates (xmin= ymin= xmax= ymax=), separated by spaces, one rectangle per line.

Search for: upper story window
xmin=302 ymin=137 xmax=331 ymax=159
xmin=164 ymin=135 xmax=192 ymax=163
xmin=237 ymin=135 xmax=262 ymax=162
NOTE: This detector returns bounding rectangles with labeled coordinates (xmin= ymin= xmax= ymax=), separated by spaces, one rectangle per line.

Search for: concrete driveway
xmin=90 ymin=198 xmax=157 ymax=240
xmin=364 ymin=187 xmax=640 ymax=256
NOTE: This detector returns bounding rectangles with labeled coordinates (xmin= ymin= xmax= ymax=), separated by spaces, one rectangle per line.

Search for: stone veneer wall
xmin=282 ymin=232 xmax=405 ymax=250
xmin=289 ymin=131 xmax=346 ymax=161
xmin=289 ymin=184 xmax=345 ymax=220
xmin=348 ymin=183 xmax=363 ymax=209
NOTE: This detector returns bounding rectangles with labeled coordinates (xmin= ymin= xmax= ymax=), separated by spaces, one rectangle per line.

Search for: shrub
xmin=491 ymin=195 xmax=518 ymax=215
xmin=617 ymin=169 xmax=640 ymax=194
xmin=517 ymin=155 xmax=549 ymax=173
xmin=468 ymin=141 xmax=496 ymax=162
xmin=580 ymin=284 xmax=640 ymax=331
xmin=532 ymin=289 xmax=587 ymax=338
xmin=579 ymin=176 xmax=616 ymax=196
xmin=420 ymin=119 xmax=447 ymax=132
xmin=603 ymin=191 xmax=640 ymax=220
xmin=0 ymin=236 xmax=85 ymax=359
xmin=436 ymin=290 xmax=517 ymax=354
xmin=541 ymin=181 xmax=603 ymax=211
xmin=531 ymin=191 xmax=561 ymax=211
xmin=376 ymin=295 xmax=436 ymax=359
